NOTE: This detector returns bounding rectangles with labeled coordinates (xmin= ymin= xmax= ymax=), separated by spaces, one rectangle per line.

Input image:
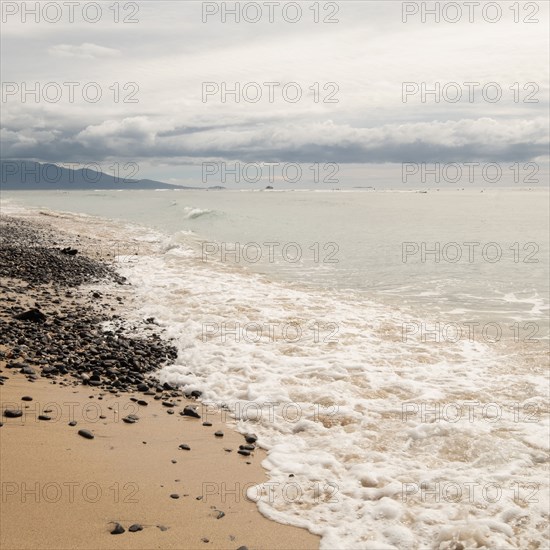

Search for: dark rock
xmin=3 ymin=409 xmax=23 ymax=418
xmin=214 ymin=431 xmax=224 ymax=437
xmin=15 ymin=309 xmax=46 ymax=322
xmin=238 ymin=450 xmax=251 ymax=457
xmin=21 ymin=396 xmax=33 ymax=401
xmin=78 ymin=429 xmax=94 ymax=439
xmin=202 ymin=421 xmax=212 ymax=427
xmin=170 ymin=494 xmax=180 ymax=499
xmin=216 ymin=510 xmax=225 ymax=519
xmin=20 ymin=366 xmax=36 ymax=375
xmin=128 ymin=524 xmax=143 ymax=532
xmin=110 ymin=523 xmax=125 ymax=535
xmin=178 ymin=444 xmax=191 ymax=451
xmin=137 ymin=400 xmax=148 ymax=406
xmin=239 ymin=444 xmax=255 ymax=451
xmin=182 ymin=405 xmax=201 ymax=418
xmin=162 ymin=401 xmax=175 ymax=408
xmin=244 ymin=433 xmax=257 ymax=444
xmin=68 ymin=420 xmax=77 ymax=426
xmin=38 ymin=415 xmax=51 ymax=421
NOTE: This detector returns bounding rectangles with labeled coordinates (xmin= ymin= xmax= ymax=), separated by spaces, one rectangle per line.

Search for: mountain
xmin=0 ymin=161 xmax=193 ymax=190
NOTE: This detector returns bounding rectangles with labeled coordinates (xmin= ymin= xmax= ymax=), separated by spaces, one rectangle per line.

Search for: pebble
xmin=21 ymin=396 xmax=33 ymax=401
xmin=170 ymin=494 xmax=180 ymax=499
xmin=214 ymin=431 xmax=224 ymax=437
xmin=128 ymin=524 xmax=143 ymax=532
xmin=78 ymin=429 xmax=94 ymax=439
xmin=38 ymin=415 xmax=51 ymax=421
xmin=244 ymin=433 xmax=258 ymax=444
xmin=182 ymin=405 xmax=201 ymax=418
xmin=68 ymin=420 xmax=77 ymax=426
xmin=238 ymin=450 xmax=251 ymax=457
xmin=179 ymin=444 xmax=191 ymax=451
xmin=202 ymin=421 xmax=212 ymax=427
xmin=3 ymin=409 xmax=23 ymax=418
xmin=110 ymin=523 xmax=125 ymax=535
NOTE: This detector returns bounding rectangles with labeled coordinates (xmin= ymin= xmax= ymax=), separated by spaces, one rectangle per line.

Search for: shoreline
xmin=0 ymin=214 xmax=320 ymax=550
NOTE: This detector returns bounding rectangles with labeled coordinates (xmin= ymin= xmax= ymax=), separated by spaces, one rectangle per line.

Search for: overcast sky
xmin=1 ymin=1 xmax=549 ymax=188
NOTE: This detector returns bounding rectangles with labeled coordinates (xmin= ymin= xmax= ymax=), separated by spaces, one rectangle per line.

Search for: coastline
xmin=0 ymin=214 xmax=320 ymax=550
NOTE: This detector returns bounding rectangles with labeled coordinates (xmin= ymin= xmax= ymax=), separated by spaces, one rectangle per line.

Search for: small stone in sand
xmin=238 ymin=450 xmax=251 ymax=457
xmin=157 ymin=525 xmax=169 ymax=531
xmin=216 ymin=510 xmax=225 ymax=519
xmin=179 ymin=444 xmax=191 ymax=451
xmin=137 ymin=400 xmax=148 ymax=406
xmin=201 ymin=538 xmax=209 ymax=543
xmin=38 ymin=415 xmax=51 ymax=421
xmin=244 ymin=433 xmax=257 ymax=444
xmin=68 ymin=421 xmax=77 ymax=426
xmin=110 ymin=523 xmax=125 ymax=535
xmin=214 ymin=431 xmax=224 ymax=437
xmin=3 ymin=409 xmax=23 ymax=418
xmin=78 ymin=429 xmax=94 ymax=440
xmin=202 ymin=421 xmax=212 ymax=427
xmin=21 ymin=396 xmax=33 ymax=401
xmin=170 ymin=494 xmax=180 ymax=499
xmin=182 ymin=405 xmax=201 ymax=418
xmin=128 ymin=524 xmax=143 ymax=532
xmin=171 ymin=460 xmax=177 ymax=464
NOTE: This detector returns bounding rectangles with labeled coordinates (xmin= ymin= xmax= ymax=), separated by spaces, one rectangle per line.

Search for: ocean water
xmin=2 ymin=189 xmax=549 ymax=550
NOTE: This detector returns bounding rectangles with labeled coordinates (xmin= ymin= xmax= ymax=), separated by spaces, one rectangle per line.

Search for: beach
xmin=0 ymin=214 xmax=320 ymax=550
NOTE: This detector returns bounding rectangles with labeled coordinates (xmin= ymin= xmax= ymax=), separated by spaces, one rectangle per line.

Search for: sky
xmin=1 ymin=0 xmax=549 ymax=188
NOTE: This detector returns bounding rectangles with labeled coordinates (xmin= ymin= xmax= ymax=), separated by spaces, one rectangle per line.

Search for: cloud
xmin=1 ymin=116 xmax=547 ymax=165
xmin=1 ymin=1 xmax=548 ymax=184
xmin=48 ymin=43 xmax=120 ymax=59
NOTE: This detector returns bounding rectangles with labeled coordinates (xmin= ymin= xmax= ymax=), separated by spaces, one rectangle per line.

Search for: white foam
xmin=115 ymin=243 xmax=548 ymax=550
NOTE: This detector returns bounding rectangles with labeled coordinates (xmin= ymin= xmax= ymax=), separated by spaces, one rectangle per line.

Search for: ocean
xmin=2 ymin=188 xmax=549 ymax=549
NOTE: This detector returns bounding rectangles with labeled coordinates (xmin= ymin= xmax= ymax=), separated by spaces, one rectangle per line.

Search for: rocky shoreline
xmin=0 ymin=215 xmax=181 ymax=395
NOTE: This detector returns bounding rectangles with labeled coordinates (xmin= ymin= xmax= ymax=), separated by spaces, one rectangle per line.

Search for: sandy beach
xmin=0 ymin=214 xmax=320 ymax=550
